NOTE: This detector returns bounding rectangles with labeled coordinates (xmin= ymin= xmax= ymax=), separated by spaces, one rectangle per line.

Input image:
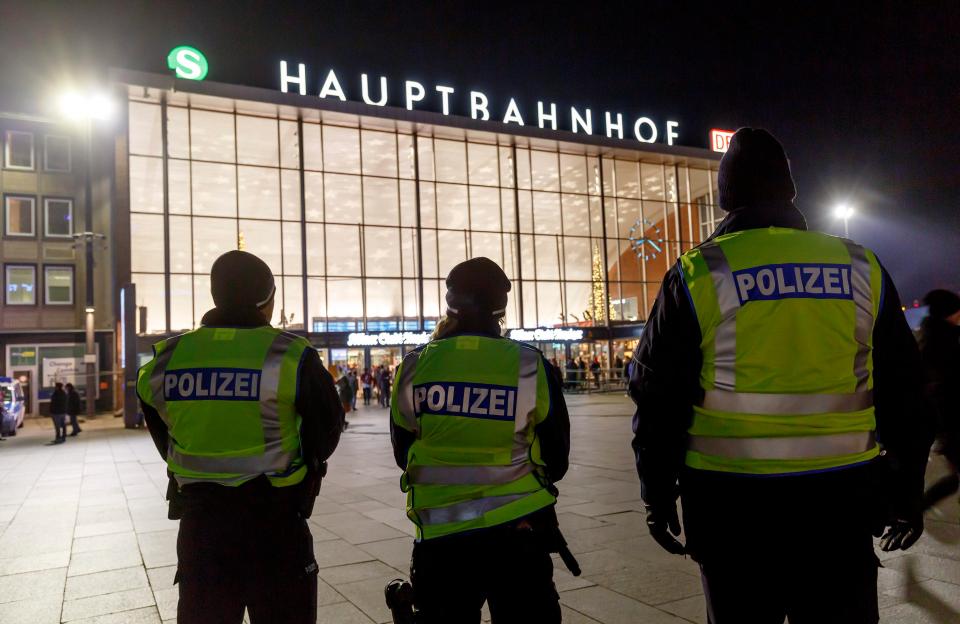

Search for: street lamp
xmin=59 ymin=90 xmax=113 ymax=420
xmin=833 ymin=203 xmax=854 ymax=238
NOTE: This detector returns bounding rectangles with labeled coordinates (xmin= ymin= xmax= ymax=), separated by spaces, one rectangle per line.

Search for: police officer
xmin=630 ymin=129 xmax=934 ymax=623
xmin=137 ymin=250 xmax=344 ymax=624
xmin=390 ymin=257 xmax=571 ymax=623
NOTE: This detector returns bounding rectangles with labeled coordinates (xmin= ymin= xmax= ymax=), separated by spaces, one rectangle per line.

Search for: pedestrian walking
xmin=348 ymin=368 xmax=359 ymax=411
xmin=378 ymin=366 xmax=392 ymax=408
xmin=361 ymin=368 xmax=373 ymax=406
xmin=629 ymin=128 xmax=934 ymax=623
xmin=389 ymin=257 xmax=572 ymax=622
xmin=66 ymin=382 xmax=82 ymax=436
xmin=918 ymin=289 xmax=960 ymax=512
xmin=137 ymin=250 xmax=344 ymax=624
xmin=49 ymin=382 xmax=67 ymax=444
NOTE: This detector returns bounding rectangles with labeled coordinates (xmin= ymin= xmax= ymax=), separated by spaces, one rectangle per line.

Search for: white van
xmin=1 ymin=377 xmax=26 ymax=436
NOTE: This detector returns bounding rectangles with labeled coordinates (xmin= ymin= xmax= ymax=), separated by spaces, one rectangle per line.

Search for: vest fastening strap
xmin=702 ymin=389 xmax=873 ymax=415
xmin=417 ymin=492 xmax=530 ymax=525
xmin=842 ymin=240 xmax=874 ymax=392
xmin=514 ymin=346 xmax=540 ymax=433
xmin=699 ymin=244 xmax=739 ymax=391
xmin=395 ymin=351 xmax=422 ymax=433
xmin=688 ymin=430 xmax=876 ymax=460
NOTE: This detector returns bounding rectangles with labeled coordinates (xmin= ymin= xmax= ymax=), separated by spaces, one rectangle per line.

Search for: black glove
xmin=880 ymin=513 xmax=923 ymax=552
xmin=645 ymin=503 xmax=685 ymax=555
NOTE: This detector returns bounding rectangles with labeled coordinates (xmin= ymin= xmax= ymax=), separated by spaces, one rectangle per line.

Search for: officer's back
xmin=137 ymin=251 xmax=344 ymax=624
xmin=629 ymin=128 xmax=934 ymax=624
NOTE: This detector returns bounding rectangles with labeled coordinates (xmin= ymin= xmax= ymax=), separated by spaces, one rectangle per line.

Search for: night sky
xmin=2 ymin=1 xmax=957 ymax=301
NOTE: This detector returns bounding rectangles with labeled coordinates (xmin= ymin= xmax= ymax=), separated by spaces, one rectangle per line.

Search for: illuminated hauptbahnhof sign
xmin=279 ymin=62 xmax=681 ymax=146
xmin=119 ymin=46 xmax=722 ymax=372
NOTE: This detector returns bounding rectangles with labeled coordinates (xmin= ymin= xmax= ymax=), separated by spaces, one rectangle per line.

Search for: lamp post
xmin=833 ymin=204 xmax=854 ymax=238
xmin=59 ymin=92 xmax=113 ymax=419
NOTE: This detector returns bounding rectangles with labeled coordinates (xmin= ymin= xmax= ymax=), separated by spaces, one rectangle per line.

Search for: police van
xmin=1 ymin=377 xmax=26 ymax=436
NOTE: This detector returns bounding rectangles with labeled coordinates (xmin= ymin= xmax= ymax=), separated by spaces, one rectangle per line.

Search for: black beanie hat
xmin=923 ymin=289 xmax=960 ymax=320
xmin=445 ymin=257 xmax=511 ymax=317
xmin=718 ymin=128 xmax=797 ymax=211
xmin=210 ymin=250 xmax=276 ymax=309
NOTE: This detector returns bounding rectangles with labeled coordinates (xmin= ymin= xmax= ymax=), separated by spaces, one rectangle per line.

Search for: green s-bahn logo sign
xmin=167 ymin=46 xmax=208 ymax=81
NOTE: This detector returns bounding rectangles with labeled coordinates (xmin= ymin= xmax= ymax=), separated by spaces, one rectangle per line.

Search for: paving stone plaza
xmin=0 ymin=393 xmax=957 ymax=623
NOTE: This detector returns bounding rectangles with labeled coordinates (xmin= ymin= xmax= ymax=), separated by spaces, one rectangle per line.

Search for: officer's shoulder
xmin=509 ymin=339 xmax=545 ymax=357
xmin=271 ymin=328 xmax=313 ymax=348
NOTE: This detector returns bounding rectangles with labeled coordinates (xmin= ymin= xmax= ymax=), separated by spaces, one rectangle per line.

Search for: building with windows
xmin=0 ymin=112 xmax=116 ymax=417
xmin=113 ymin=68 xmax=722 ymax=377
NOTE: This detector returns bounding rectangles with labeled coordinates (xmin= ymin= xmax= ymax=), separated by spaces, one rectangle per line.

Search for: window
xmin=4 ymin=131 xmax=34 ymax=170
xmin=44 ymin=198 xmax=73 ymax=238
xmin=44 ymin=266 xmax=74 ymax=305
xmin=5 ymin=195 xmax=35 ymax=237
xmin=5 ymin=265 xmax=36 ymax=305
xmin=44 ymin=135 xmax=71 ymax=172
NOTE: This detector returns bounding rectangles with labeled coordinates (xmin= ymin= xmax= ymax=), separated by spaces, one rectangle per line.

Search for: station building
xmin=4 ymin=56 xmax=724 ymax=416
xmin=0 ymin=111 xmax=116 ymax=416
xmin=113 ymin=65 xmax=721 ymax=379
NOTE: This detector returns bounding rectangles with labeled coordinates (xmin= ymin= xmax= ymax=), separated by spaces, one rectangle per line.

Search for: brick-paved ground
xmin=0 ymin=393 xmax=957 ymax=623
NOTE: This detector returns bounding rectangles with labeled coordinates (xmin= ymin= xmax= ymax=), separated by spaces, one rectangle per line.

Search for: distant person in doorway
xmin=590 ymin=357 xmax=601 ymax=388
xmin=361 ymin=368 xmax=373 ymax=406
xmin=66 ymin=383 xmax=82 ymax=436
xmin=919 ymin=289 xmax=960 ymax=512
xmin=49 ymin=382 xmax=68 ymax=444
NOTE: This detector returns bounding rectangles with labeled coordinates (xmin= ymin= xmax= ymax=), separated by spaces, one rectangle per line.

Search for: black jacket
xmin=918 ymin=316 xmax=960 ymax=445
xmin=390 ymin=333 xmax=571 ymax=484
xmin=138 ymin=306 xmax=344 ymax=505
xmin=49 ymin=388 xmax=67 ymax=414
xmin=66 ymin=389 xmax=81 ymax=416
xmin=630 ymin=202 xmax=934 ymax=514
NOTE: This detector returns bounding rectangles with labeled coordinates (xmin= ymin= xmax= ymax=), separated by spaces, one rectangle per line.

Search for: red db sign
xmin=710 ymin=129 xmax=735 ymax=153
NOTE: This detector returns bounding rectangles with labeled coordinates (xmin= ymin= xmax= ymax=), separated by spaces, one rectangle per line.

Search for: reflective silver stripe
xmin=395 ymin=351 xmax=421 ymax=433
xmin=260 ymin=331 xmax=301 ymax=445
xmin=407 ymin=462 xmax=535 ymax=485
xmin=514 ymin=346 xmax=540 ymax=433
xmin=688 ymin=431 xmax=876 ymax=460
xmin=843 ymin=241 xmax=874 ymax=392
xmin=418 ymin=492 xmax=530 ymax=525
xmin=702 ymin=389 xmax=873 ymax=415
xmin=149 ymin=335 xmax=181 ymax=425
xmin=175 ymin=472 xmax=257 ymax=487
xmin=168 ymin=445 xmax=293 ymax=474
xmin=700 ymin=244 xmax=740 ymax=391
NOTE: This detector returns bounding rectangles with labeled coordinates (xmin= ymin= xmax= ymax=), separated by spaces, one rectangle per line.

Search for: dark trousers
xmin=51 ymin=413 xmax=66 ymax=441
xmin=68 ymin=412 xmax=81 ymax=434
xmin=411 ymin=524 xmax=560 ymax=624
xmin=681 ymin=465 xmax=882 ymax=624
xmin=363 ymin=386 xmax=371 ymax=405
xmin=176 ymin=497 xmax=317 ymax=624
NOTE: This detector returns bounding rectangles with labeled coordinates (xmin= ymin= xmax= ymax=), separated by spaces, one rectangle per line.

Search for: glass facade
xmin=126 ymin=91 xmax=719 ymax=339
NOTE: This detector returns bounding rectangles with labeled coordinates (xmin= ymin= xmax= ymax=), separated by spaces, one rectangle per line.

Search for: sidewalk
xmin=0 ymin=395 xmax=957 ymax=623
